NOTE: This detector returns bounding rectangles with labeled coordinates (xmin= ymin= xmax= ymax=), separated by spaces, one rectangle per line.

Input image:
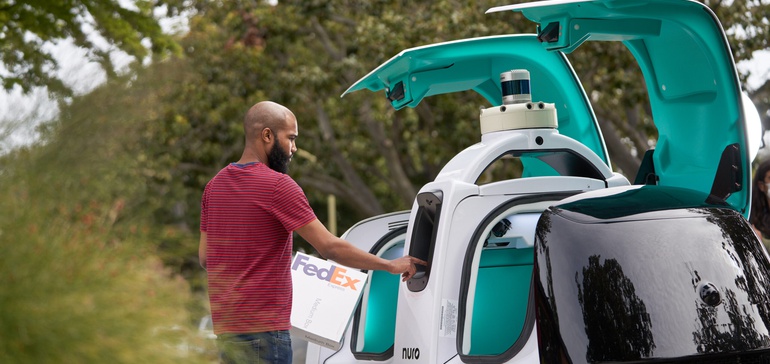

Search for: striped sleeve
xmin=270 ymin=174 xmax=317 ymax=232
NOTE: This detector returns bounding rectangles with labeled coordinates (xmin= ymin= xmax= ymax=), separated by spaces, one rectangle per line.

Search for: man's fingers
xmin=394 ymin=255 xmax=427 ymax=281
xmin=401 ymin=258 xmax=423 ymax=282
xmin=406 ymin=256 xmax=427 ymax=266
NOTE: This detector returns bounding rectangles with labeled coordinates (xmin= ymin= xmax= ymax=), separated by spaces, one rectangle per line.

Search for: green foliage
xmin=144 ymin=0 xmax=529 ymax=227
xmin=0 ymin=69 xmax=213 ymax=363
xmin=0 ymin=0 xmax=183 ymax=95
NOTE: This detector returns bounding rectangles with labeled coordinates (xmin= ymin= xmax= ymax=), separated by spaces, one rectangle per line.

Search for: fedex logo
xmin=292 ymin=254 xmax=362 ymax=291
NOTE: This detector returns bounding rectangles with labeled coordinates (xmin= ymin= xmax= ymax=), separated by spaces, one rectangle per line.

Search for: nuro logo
xmin=292 ymin=254 xmax=362 ymax=291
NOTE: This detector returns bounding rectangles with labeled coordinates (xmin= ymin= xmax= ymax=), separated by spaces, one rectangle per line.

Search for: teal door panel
xmin=343 ymin=35 xmax=609 ymax=166
xmin=489 ymin=0 xmax=751 ymax=215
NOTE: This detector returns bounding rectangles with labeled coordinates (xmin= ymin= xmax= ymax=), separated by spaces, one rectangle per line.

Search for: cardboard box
xmin=290 ymin=252 xmax=368 ymax=350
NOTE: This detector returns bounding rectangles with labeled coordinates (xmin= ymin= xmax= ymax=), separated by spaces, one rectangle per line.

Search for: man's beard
xmin=268 ymin=142 xmax=291 ymax=174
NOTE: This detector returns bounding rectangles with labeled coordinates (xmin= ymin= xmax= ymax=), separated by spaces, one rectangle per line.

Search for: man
xmin=200 ymin=101 xmax=426 ymax=364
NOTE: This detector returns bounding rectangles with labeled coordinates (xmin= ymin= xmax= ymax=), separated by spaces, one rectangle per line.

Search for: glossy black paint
xmin=534 ymin=186 xmax=770 ymax=363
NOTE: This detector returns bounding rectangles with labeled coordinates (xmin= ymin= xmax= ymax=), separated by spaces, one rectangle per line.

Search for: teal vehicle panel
xmin=343 ymin=35 xmax=610 ymax=166
xmin=471 ymin=263 xmax=532 ymax=355
xmin=361 ymin=270 xmax=399 ymax=353
xmin=489 ymin=0 xmax=751 ymax=215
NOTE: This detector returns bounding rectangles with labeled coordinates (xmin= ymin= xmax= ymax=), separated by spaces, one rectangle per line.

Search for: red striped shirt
xmin=201 ymin=162 xmax=316 ymax=334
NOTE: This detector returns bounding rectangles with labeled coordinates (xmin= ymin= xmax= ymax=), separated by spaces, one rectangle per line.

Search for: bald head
xmin=243 ymin=101 xmax=293 ymax=141
xmin=238 ymin=101 xmax=299 ymax=171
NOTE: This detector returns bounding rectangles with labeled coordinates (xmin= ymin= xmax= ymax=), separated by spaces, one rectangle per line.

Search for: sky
xmin=0 ymin=5 xmax=189 ymax=153
xmin=1 ymin=6 xmax=769 ymax=157
xmin=0 ymin=38 xmax=119 ymax=150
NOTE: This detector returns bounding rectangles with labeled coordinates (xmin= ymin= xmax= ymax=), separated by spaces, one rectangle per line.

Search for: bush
xmin=0 ymin=74 xmax=211 ymax=363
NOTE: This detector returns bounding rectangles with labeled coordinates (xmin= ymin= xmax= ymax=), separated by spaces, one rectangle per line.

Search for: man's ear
xmin=261 ymin=127 xmax=272 ymax=143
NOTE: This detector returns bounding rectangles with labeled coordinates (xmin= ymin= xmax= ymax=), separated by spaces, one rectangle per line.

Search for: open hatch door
xmin=342 ymin=34 xmax=610 ymax=167
xmin=487 ymin=0 xmax=753 ymax=215
xmin=344 ymin=0 xmax=754 ymax=216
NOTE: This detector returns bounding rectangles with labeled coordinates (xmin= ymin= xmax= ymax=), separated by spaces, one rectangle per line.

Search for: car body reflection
xmin=535 ymin=186 xmax=770 ymax=363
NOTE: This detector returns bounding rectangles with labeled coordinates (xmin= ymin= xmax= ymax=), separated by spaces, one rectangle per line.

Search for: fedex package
xmin=290 ymin=252 xmax=368 ymax=350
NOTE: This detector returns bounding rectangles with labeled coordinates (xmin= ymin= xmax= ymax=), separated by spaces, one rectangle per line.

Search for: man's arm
xmin=295 ymin=219 xmax=426 ymax=281
xmin=199 ymin=231 xmax=207 ymax=270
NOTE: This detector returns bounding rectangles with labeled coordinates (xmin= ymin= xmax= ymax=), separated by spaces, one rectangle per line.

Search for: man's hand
xmin=388 ymin=256 xmax=428 ymax=281
xmin=296 ymin=219 xmax=428 ymax=280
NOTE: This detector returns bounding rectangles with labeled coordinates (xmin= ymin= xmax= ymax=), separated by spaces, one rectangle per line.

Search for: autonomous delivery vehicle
xmin=304 ymin=0 xmax=765 ymax=363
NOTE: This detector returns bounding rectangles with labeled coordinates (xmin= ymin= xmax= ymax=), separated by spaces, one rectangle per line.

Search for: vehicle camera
xmin=491 ymin=218 xmax=512 ymax=237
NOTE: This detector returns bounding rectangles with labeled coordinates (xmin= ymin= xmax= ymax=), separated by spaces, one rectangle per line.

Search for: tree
xmin=0 ymin=68 xmax=213 ymax=363
xmin=0 ymin=0 xmax=183 ymax=96
xmin=268 ymin=1 xmax=510 ymax=214
xmin=145 ymin=0 xmax=528 ymax=229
